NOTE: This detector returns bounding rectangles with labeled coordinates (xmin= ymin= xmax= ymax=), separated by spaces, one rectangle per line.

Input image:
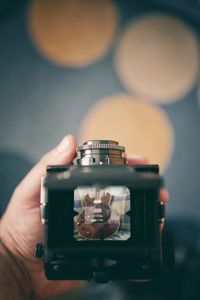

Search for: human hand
xmin=0 ymin=135 xmax=169 ymax=300
xmin=0 ymin=135 xmax=83 ymax=300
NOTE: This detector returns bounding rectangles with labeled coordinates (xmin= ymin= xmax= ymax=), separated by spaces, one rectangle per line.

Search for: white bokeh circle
xmin=115 ymin=14 xmax=200 ymax=103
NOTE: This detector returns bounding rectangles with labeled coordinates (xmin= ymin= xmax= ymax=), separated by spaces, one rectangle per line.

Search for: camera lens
xmin=75 ymin=140 xmax=126 ymax=166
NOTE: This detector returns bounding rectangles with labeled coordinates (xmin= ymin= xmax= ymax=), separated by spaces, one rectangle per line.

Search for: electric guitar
xmin=77 ymin=188 xmax=119 ymax=239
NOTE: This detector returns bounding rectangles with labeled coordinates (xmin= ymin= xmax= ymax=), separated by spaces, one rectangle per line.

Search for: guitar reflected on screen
xmin=77 ymin=188 xmax=119 ymax=239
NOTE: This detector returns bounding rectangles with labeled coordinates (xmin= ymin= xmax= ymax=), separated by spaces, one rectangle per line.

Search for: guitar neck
xmin=94 ymin=187 xmax=101 ymax=203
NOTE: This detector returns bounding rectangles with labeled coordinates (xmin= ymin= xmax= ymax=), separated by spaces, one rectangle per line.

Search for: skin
xmin=0 ymin=135 xmax=169 ymax=300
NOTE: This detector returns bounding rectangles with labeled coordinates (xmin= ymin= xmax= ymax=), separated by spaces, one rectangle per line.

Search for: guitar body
xmin=77 ymin=190 xmax=119 ymax=239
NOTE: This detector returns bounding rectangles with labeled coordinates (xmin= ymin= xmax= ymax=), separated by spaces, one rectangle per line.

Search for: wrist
xmin=0 ymin=239 xmax=32 ymax=300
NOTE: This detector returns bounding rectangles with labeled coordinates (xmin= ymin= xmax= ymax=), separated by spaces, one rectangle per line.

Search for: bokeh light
xmin=28 ymin=0 xmax=118 ymax=67
xmin=115 ymin=14 xmax=199 ymax=103
xmin=79 ymin=94 xmax=174 ymax=171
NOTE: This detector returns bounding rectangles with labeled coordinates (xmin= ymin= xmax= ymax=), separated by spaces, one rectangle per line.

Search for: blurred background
xmin=0 ymin=0 xmax=200 ymax=299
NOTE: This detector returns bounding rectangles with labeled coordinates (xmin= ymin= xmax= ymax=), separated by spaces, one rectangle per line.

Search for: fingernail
xmin=57 ymin=135 xmax=72 ymax=153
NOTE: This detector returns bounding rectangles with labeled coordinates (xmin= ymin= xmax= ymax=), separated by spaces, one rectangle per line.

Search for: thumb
xmin=14 ymin=135 xmax=77 ymax=203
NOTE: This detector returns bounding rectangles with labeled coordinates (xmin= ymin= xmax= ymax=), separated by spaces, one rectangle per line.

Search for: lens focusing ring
xmin=77 ymin=141 xmax=125 ymax=152
xmin=75 ymin=140 xmax=126 ymax=166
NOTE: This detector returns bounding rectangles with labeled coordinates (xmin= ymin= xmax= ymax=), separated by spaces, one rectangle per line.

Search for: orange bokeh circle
xmin=79 ymin=94 xmax=174 ymax=171
xmin=28 ymin=0 xmax=118 ymax=67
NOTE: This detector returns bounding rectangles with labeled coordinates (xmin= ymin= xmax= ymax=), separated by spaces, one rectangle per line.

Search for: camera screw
xmin=53 ymin=264 xmax=61 ymax=272
xmin=142 ymin=265 xmax=150 ymax=272
xmin=35 ymin=243 xmax=44 ymax=258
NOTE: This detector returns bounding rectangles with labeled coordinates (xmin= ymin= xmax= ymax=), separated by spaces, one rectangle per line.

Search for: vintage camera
xmin=36 ymin=140 xmax=174 ymax=283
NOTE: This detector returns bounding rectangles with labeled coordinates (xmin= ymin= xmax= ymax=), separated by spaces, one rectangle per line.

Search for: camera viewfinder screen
xmin=74 ymin=186 xmax=130 ymax=241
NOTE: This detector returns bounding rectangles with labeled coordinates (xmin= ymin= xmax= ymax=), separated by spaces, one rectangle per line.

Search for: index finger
xmin=126 ymin=154 xmax=149 ymax=165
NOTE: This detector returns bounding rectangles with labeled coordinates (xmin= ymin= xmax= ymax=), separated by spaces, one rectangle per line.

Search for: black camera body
xmin=36 ymin=140 xmax=174 ymax=283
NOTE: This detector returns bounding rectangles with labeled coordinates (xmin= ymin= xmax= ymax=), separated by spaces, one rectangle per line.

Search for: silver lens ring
xmin=77 ymin=142 xmax=125 ymax=152
xmin=75 ymin=140 xmax=126 ymax=166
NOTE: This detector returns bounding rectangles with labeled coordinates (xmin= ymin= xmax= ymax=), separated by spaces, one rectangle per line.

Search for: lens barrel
xmin=75 ymin=140 xmax=126 ymax=166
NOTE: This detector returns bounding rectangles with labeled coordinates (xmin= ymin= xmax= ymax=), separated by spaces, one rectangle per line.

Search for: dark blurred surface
xmin=0 ymin=0 xmax=28 ymax=23
xmin=151 ymin=0 xmax=200 ymax=24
